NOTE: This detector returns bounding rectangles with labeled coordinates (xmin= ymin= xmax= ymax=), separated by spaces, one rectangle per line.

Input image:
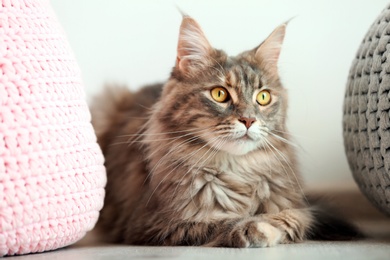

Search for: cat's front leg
xmin=208 ymin=208 xmax=313 ymax=247
xmin=259 ymin=208 xmax=314 ymax=244
xmin=206 ymin=218 xmax=285 ymax=248
xmin=156 ymin=218 xmax=284 ymax=247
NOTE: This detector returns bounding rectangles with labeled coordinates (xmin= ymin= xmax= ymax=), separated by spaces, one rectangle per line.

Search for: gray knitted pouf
xmin=343 ymin=6 xmax=390 ymax=216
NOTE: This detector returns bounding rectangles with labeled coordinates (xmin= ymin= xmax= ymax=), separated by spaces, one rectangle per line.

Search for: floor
xmin=7 ymin=182 xmax=390 ymax=260
xmin=8 ymin=239 xmax=390 ymax=260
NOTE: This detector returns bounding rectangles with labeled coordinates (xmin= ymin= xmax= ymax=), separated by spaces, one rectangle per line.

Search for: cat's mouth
xmin=235 ymin=131 xmax=255 ymax=141
xmin=238 ymin=134 xmax=251 ymax=141
xmin=233 ymin=132 xmax=256 ymax=143
xmin=218 ymin=133 xmax=260 ymax=155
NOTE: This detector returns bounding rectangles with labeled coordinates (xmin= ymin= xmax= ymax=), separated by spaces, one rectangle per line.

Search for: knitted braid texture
xmin=343 ymin=5 xmax=390 ymax=216
xmin=0 ymin=0 xmax=106 ymax=256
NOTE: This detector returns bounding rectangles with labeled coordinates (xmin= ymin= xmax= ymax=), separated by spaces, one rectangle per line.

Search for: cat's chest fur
xmin=159 ymin=150 xmax=287 ymax=222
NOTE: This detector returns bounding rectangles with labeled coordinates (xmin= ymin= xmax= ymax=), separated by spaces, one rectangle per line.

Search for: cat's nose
xmin=238 ymin=117 xmax=256 ymax=129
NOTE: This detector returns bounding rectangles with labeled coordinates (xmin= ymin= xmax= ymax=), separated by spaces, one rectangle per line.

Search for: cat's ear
xmin=254 ymin=23 xmax=287 ymax=78
xmin=176 ymin=16 xmax=213 ymax=74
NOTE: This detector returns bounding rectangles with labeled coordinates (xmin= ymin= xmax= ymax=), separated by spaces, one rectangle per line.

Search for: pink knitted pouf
xmin=0 ymin=0 xmax=106 ymax=256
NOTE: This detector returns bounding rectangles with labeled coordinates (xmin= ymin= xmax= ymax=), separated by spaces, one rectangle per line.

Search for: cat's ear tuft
xmin=176 ymin=16 xmax=213 ymax=74
xmin=254 ymin=23 xmax=287 ymax=78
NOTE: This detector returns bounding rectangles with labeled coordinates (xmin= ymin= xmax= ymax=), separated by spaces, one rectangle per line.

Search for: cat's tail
xmin=90 ymin=83 xmax=163 ymax=150
xmin=306 ymin=196 xmax=364 ymax=240
xmin=90 ymin=85 xmax=134 ymax=149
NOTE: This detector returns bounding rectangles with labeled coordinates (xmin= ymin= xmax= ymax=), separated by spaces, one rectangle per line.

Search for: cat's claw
xmin=252 ymin=222 xmax=283 ymax=247
xmin=229 ymin=221 xmax=283 ymax=248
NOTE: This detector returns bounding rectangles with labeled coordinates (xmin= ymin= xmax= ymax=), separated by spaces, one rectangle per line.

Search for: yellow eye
xmin=256 ymin=90 xmax=271 ymax=106
xmin=211 ymin=87 xmax=229 ymax=103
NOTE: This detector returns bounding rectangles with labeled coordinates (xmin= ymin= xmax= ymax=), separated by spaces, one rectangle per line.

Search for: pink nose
xmin=238 ymin=117 xmax=256 ymax=129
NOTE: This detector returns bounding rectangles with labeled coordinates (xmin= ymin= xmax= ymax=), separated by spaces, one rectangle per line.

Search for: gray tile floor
xmin=10 ymin=239 xmax=390 ymax=260
xmin=7 ymin=183 xmax=390 ymax=260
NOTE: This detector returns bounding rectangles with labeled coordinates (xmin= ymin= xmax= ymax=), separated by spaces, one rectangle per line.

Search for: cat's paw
xmin=230 ymin=221 xmax=283 ymax=248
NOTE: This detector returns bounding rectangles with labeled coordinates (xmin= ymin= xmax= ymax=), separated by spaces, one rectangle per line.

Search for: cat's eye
xmin=211 ymin=87 xmax=229 ymax=103
xmin=256 ymin=90 xmax=271 ymax=106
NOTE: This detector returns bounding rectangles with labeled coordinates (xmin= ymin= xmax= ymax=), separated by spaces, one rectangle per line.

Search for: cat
xmin=91 ymin=15 xmax=359 ymax=247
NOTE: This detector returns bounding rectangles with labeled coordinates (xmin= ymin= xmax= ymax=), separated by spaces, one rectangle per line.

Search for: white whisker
xmin=263 ymin=138 xmax=293 ymax=186
xmin=264 ymin=138 xmax=309 ymax=204
xmin=120 ymin=127 xmax=211 ymax=138
xmin=146 ymin=134 xmax=221 ymax=206
xmin=268 ymin=131 xmax=299 ymax=148
xmin=145 ymin=130 xmax=215 ymax=184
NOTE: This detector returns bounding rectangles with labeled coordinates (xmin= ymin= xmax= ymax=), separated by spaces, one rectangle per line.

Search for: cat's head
xmin=154 ymin=16 xmax=288 ymax=156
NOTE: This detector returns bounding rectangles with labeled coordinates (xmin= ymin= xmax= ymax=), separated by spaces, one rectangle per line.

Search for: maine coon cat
xmin=92 ymin=16 xmax=358 ymax=247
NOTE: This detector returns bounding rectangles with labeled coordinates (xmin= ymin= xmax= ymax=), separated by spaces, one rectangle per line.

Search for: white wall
xmin=51 ymin=0 xmax=388 ymax=184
